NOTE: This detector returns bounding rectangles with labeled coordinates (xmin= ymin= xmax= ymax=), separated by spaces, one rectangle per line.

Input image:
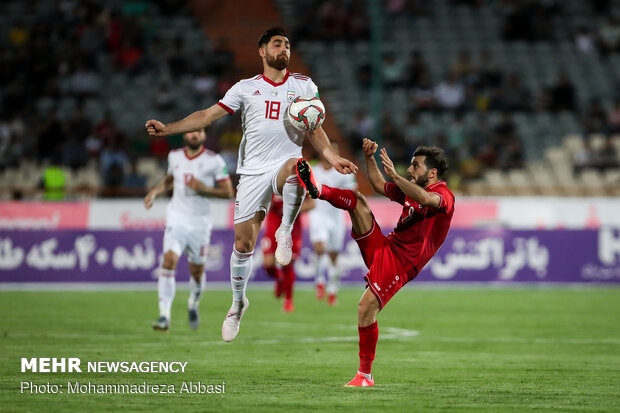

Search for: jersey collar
xmin=427 ymin=181 xmax=446 ymax=191
xmin=261 ymin=70 xmax=290 ymax=87
xmin=184 ymin=146 xmax=205 ymax=160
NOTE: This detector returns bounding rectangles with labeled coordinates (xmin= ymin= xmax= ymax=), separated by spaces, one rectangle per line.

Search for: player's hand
xmin=187 ymin=177 xmax=204 ymax=192
xmin=379 ymin=148 xmax=398 ymax=180
xmin=362 ymin=138 xmax=378 ymax=158
xmin=144 ymin=192 xmax=156 ymax=209
xmin=145 ymin=119 xmax=167 ymax=136
xmin=331 ymin=156 xmax=358 ymax=175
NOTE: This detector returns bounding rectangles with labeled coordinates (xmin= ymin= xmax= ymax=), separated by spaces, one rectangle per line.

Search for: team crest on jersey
xmin=287 ymin=91 xmax=296 ymax=102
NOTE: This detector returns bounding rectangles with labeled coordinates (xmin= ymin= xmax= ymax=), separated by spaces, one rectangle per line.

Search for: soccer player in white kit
xmin=144 ymin=130 xmax=234 ymax=332
xmin=145 ymin=28 xmax=357 ymax=342
xmin=309 ymin=146 xmax=358 ymax=305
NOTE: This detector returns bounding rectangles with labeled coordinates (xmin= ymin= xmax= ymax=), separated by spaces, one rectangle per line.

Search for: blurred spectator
xmin=154 ymin=84 xmax=177 ymax=111
xmin=607 ymin=99 xmax=620 ymax=134
xmin=582 ymin=98 xmax=608 ymax=136
xmin=598 ymin=16 xmax=620 ymax=58
xmin=39 ymin=164 xmax=66 ymax=201
xmin=494 ymin=111 xmax=518 ymax=144
xmin=37 ymin=109 xmax=64 ymax=163
xmin=597 ymin=136 xmax=619 ymax=171
xmin=382 ymin=52 xmax=406 ymax=89
xmin=61 ymin=133 xmax=87 ymax=169
xmin=67 ymin=59 xmax=100 ymax=97
xmin=411 ymin=72 xmax=436 ymax=111
xmin=168 ymin=37 xmax=190 ymax=78
xmin=405 ymin=51 xmax=430 ymax=89
xmin=100 ymin=137 xmax=129 ymax=186
xmin=450 ymin=49 xmax=476 ymax=84
xmin=403 ymin=111 xmax=428 ymax=147
xmin=574 ymin=26 xmax=597 ymax=56
xmin=573 ymin=138 xmax=597 ymax=174
xmin=475 ymin=48 xmax=504 ymax=89
xmin=347 ymin=110 xmax=374 ymax=144
xmin=149 ymin=136 xmax=170 ymax=161
xmin=499 ymin=139 xmax=524 ymax=170
xmin=495 ymin=73 xmax=532 ymax=111
xmin=550 ymin=71 xmax=576 ymax=112
xmin=122 ymin=158 xmax=147 ymax=192
xmin=435 ymin=73 xmax=465 ymax=111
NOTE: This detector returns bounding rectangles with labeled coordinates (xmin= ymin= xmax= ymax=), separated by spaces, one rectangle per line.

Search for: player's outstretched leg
xmin=296 ymin=158 xmax=322 ymax=198
xmin=153 ymin=268 xmax=175 ymax=332
xmin=297 ymin=158 xmax=357 ymax=210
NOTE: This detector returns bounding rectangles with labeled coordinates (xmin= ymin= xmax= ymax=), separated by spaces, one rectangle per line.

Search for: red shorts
xmin=353 ymin=219 xmax=414 ymax=309
xmin=261 ymin=212 xmax=302 ymax=259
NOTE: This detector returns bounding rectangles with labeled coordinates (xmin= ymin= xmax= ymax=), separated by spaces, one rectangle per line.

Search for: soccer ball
xmin=287 ymin=95 xmax=326 ymax=131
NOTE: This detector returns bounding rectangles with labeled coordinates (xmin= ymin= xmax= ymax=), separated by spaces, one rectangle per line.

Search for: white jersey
xmin=166 ymin=147 xmax=229 ymax=227
xmin=218 ymin=71 xmax=319 ymax=175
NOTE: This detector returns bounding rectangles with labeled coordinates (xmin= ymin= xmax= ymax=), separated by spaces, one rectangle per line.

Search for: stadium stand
xmin=1 ymin=0 xmax=619 ymax=198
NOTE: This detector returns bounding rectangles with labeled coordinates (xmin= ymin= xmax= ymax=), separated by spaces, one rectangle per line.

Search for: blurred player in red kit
xmin=296 ymin=138 xmax=455 ymax=387
xmin=261 ymin=194 xmax=314 ymax=312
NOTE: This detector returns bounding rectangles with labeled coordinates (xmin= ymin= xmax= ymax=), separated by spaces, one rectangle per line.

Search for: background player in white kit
xmin=309 ymin=144 xmax=358 ymax=305
xmin=144 ymin=129 xmax=234 ymax=332
xmin=145 ymin=28 xmax=357 ymax=342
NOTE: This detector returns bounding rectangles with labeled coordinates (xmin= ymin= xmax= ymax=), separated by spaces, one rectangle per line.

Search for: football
xmin=287 ymin=95 xmax=326 ymax=131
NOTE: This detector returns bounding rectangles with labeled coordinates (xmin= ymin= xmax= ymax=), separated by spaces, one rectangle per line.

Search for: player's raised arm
xmin=379 ymin=148 xmax=441 ymax=208
xmin=362 ymin=138 xmax=387 ymax=197
xmin=144 ymin=174 xmax=173 ymax=209
xmin=306 ymin=126 xmax=358 ymax=175
xmin=145 ymin=104 xmax=230 ymax=137
xmin=187 ymin=176 xmax=234 ymax=199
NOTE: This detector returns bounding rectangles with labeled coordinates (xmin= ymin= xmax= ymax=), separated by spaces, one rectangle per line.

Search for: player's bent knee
xmin=353 ymin=191 xmax=371 ymax=213
xmin=234 ymin=240 xmax=255 ymax=254
xmin=162 ymin=251 xmax=179 ymax=269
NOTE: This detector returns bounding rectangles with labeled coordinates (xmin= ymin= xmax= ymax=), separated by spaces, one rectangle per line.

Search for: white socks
xmin=158 ymin=268 xmax=176 ymax=320
xmin=280 ymin=175 xmax=306 ymax=234
xmin=188 ymin=275 xmax=205 ymax=310
xmin=327 ymin=259 xmax=341 ymax=295
xmin=230 ymin=247 xmax=253 ymax=309
xmin=314 ymin=253 xmax=327 ymax=286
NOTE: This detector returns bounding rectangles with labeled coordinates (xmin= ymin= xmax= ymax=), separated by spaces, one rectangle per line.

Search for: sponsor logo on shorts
xmin=373 ymin=283 xmax=381 ymax=291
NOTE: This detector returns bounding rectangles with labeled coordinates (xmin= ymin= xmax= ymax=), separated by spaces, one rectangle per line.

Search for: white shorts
xmin=163 ymin=219 xmax=213 ymax=265
xmin=233 ymin=168 xmax=282 ymax=224
xmin=309 ymin=212 xmax=346 ymax=252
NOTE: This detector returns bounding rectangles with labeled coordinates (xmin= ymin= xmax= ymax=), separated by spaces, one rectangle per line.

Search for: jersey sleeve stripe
xmin=431 ymin=192 xmax=444 ymax=208
xmin=217 ymin=102 xmax=235 ymax=114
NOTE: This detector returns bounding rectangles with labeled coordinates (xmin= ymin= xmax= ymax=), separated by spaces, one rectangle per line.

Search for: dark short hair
xmin=413 ymin=146 xmax=449 ymax=180
xmin=258 ymin=27 xmax=289 ymax=48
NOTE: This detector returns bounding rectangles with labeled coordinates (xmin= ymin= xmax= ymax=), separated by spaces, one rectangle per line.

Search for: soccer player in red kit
xmin=261 ymin=194 xmax=314 ymax=312
xmin=296 ymin=138 xmax=455 ymax=387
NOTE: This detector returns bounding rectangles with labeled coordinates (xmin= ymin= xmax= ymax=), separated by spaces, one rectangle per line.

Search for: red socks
xmin=358 ymin=321 xmax=378 ymax=374
xmin=319 ymin=185 xmax=357 ymax=211
xmin=282 ymin=263 xmax=295 ymax=300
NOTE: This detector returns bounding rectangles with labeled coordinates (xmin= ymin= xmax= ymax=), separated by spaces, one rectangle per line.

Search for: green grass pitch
xmin=1 ymin=287 xmax=619 ymax=412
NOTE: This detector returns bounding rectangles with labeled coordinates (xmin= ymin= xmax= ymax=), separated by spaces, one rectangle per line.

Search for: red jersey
xmin=384 ymin=181 xmax=455 ymax=277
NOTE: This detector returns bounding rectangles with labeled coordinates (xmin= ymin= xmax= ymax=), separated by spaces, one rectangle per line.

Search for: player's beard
xmin=415 ymin=171 xmax=430 ymax=187
xmin=186 ymin=141 xmax=202 ymax=151
xmin=266 ymin=52 xmax=288 ymax=71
